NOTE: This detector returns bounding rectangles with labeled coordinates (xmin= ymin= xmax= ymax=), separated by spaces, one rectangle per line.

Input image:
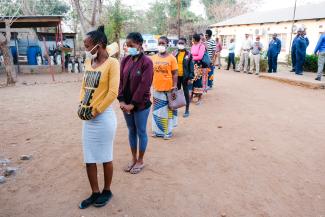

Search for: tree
xmin=201 ymin=0 xmax=256 ymax=22
xmin=105 ymin=0 xmax=127 ymax=43
xmin=145 ymin=1 xmax=169 ymax=35
xmin=0 ymin=32 xmax=16 ymax=85
xmin=71 ymin=0 xmax=104 ymax=36
xmin=0 ymin=0 xmax=70 ymax=16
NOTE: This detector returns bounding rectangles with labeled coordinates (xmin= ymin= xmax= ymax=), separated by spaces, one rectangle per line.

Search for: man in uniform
xmin=290 ymin=33 xmax=299 ymax=72
xmin=295 ymin=27 xmax=308 ymax=75
xmin=267 ymin=33 xmax=281 ymax=73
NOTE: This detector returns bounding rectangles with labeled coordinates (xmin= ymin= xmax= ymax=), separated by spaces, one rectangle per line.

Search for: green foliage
xmin=33 ymin=0 xmax=70 ymax=15
xmin=145 ymin=1 xmax=169 ymax=35
xmin=303 ymin=55 xmax=319 ymax=72
xmin=0 ymin=0 xmax=22 ymax=16
xmin=168 ymin=0 xmax=191 ymax=17
xmin=106 ymin=0 xmax=128 ymax=43
xmin=0 ymin=0 xmax=70 ymax=16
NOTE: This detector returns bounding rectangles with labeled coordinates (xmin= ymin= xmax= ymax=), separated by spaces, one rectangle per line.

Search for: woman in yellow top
xmin=77 ymin=26 xmax=119 ymax=209
xmin=151 ymin=36 xmax=178 ymax=140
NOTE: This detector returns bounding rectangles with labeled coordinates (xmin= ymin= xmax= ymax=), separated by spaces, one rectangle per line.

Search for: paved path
xmin=259 ymin=71 xmax=325 ymax=89
xmin=0 ymin=71 xmax=324 ymax=217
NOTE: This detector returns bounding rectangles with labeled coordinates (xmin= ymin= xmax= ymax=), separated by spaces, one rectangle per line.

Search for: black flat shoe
xmin=94 ymin=190 xmax=113 ymax=207
xmin=79 ymin=192 xmax=101 ymax=209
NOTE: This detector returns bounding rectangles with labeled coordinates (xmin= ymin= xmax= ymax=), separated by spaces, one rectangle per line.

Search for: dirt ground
xmin=0 ymin=71 xmax=324 ymax=217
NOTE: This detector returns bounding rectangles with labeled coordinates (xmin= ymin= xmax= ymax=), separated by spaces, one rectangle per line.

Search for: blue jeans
xmin=208 ymin=66 xmax=215 ymax=87
xmin=123 ymin=107 xmax=150 ymax=152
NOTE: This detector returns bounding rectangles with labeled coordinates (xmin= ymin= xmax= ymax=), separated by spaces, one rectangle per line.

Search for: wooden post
xmin=5 ymin=20 xmax=11 ymax=44
xmin=288 ymin=0 xmax=297 ymax=66
xmin=42 ymin=36 xmax=55 ymax=81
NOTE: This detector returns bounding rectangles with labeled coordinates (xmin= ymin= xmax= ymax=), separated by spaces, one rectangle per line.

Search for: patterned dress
xmin=152 ymin=91 xmax=178 ymax=137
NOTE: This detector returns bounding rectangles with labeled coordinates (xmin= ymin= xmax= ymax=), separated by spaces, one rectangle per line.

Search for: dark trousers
xmin=177 ymin=76 xmax=190 ymax=111
xmin=291 ymin=50 xmax=296 ymax=71
xmin=227 ymin=53 xmax=235 ymax=69
xmin=295 ymin=54 xmax=305 ymax=75
xmin=268 ymin=54 xmax=278 ymax=72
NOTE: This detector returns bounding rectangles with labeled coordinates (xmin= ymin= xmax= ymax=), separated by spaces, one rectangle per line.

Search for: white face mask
xmin=85 ymin=44 xmax=99 ymax=60
xmin=177 ymin=44 xmax=185 ymax=50
xmin=158 ymin=45 xmax=167 ymax=53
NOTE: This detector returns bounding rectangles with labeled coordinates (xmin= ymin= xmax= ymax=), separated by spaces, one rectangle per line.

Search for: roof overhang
xmin=0 ymin=15 xmax=63 ymax=28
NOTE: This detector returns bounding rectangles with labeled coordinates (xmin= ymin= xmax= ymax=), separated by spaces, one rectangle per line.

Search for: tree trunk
xmin=72 ymin=0 xmax=88 ymax=36
xmin=90 ymin=0 xmax=98 ymax=27
xmin=0 ymin=33 xmax=16 ymax=85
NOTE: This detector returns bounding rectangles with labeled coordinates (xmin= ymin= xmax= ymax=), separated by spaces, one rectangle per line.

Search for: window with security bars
xmin=220 ymin=35 xmax=236 ymax=48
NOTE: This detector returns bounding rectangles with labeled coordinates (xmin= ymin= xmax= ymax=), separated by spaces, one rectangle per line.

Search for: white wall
xmin=212 ymin=18 xmax=325 ymax=62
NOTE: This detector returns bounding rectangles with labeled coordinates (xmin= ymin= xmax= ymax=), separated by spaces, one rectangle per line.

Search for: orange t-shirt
xmin=151 ymin=54 xmax=178 ymax=91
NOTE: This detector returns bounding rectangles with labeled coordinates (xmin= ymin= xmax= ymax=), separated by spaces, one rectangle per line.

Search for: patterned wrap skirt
xmin=193 ymin=62 xmax=210 ymax=94
xmin=152 ymin=90 xmax=177 ymax=137
xmin=82 ymin=107 xmax=117 ymax=163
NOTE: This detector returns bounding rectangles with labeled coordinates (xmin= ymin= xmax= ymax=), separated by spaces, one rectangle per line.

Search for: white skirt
xmin=82 ymin=107 xmax=117 ymax=163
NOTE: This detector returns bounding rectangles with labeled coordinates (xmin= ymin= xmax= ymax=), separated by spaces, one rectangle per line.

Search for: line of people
xmin=77 ymin=26 xmax=219 ymax=209
xmin=230 ymin=29 xmax=325 ymax=80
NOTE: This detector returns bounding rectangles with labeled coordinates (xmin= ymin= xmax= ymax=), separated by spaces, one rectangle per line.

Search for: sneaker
xmin=183 ymin=111 xmax=190 ymax=118
xmin=315 ymin=77 xmax=321 ymax=81
xmin=248 ymin=71 xmax=253 ymax=74
xmin=290 ymin=69 xmax=295 ymax=72
xmin=94 ymin=190 xmax=113 ymax=207
xmin=255 ymin=73 xmax=259 ymax=75
xmin=79 ymin=192 xmax=101 ymax=209
xmin=163 ymin=135 xmax=172 ymax=140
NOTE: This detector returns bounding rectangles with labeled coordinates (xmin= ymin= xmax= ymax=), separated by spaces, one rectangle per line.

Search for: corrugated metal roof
xmin=210 ymin=1 xmax=325 ymax=27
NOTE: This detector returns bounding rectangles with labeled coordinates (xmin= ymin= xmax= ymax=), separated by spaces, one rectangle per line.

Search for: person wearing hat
xmin=295 ymin=27 xmax=308 ymax=75
xmin=236 ymin=33 xmax=252 ymax=73
xmin=267 ymin=33 xmax=281 ymax=73
xmin=249 ymin=36 xmax=263 ymax=75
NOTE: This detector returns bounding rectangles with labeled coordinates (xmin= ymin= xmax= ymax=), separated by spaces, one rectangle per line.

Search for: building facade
xmin=209 ymin=2 xmax=325 ymax=62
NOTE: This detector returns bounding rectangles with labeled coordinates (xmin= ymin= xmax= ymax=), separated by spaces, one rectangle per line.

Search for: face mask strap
xmin=89 ymin=44 xmax=99 ymax=53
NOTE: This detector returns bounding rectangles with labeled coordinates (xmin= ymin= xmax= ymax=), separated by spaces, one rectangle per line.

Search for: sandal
xmin=130 ymin=163 xmax=144 ymax=174
xmin=124 ymin=162 xmax=136 ymax=172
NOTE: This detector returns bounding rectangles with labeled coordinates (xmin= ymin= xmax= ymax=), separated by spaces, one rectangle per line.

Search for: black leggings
xmin=177 ymin=76 xmax=190 ymax=111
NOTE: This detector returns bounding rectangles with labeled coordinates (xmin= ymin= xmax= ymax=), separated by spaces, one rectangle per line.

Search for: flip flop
xmin=130 ymin=163 xmax=144 ymax=174
xmin=124 ymin=162 xmax=136 ymax=172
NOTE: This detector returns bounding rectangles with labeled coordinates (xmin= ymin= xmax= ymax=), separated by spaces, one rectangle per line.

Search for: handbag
xmin=199 ymin=44 xmax=211 ymax=66
xmin=167 ymin=89 xmax=186 ymax=110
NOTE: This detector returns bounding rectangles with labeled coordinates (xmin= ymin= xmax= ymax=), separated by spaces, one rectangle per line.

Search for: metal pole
xmin=288 ymin=0 xmax=297 ymax=66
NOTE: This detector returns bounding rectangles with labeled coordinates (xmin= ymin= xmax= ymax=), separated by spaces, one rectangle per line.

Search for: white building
xmin=209 ymin=2 xmax=325 ymax=62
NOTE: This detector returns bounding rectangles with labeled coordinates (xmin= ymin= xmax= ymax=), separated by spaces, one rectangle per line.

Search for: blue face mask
xmin=128 ymin=47 xmax=139 ymax=56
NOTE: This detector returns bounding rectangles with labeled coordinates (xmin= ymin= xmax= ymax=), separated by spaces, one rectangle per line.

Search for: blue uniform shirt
xmin=296 ymin=36 xmax=307 ymax=57
xmin=291 ymin=36 xmax=299 ymax=54
xmin=314 ymin=34 xmax=325 ymax=53
xmin=268 ymin=38 xmax=281 ymax=56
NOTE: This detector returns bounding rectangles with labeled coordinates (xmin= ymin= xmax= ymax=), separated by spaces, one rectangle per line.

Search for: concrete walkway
xmin=259 ymin=71 xmax=325 ymax=89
